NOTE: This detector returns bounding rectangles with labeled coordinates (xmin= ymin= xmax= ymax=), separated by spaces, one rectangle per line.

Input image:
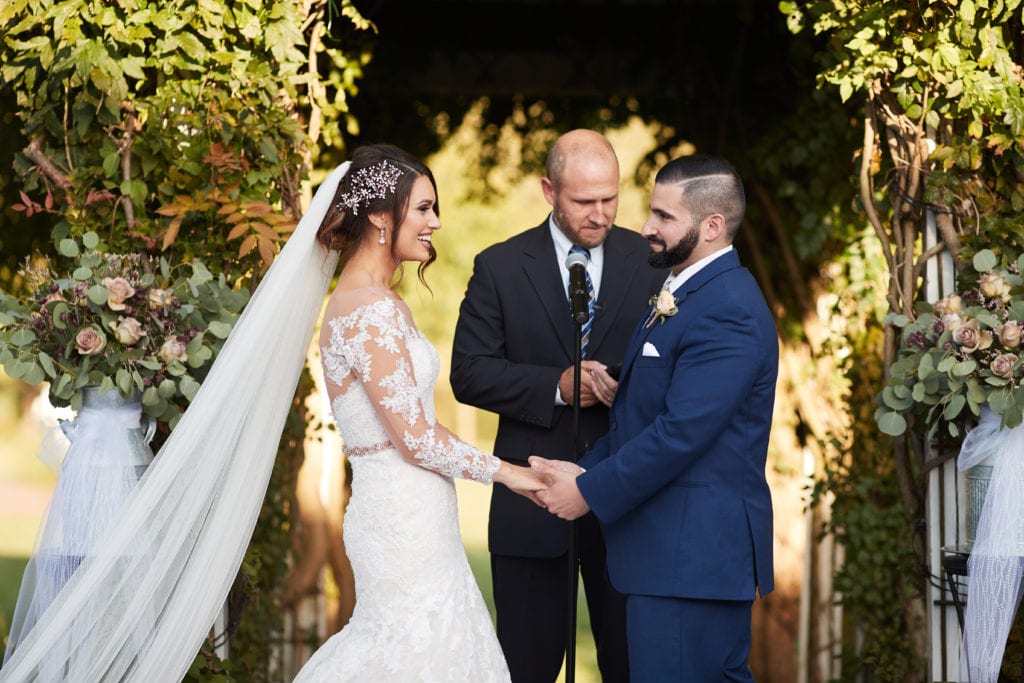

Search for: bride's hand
xmin=493 ymin=462 xmax=548 ymax=507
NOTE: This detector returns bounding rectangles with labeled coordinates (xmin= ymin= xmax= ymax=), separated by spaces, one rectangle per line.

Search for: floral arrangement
xmin=644 ymin=287 xmax=679 ymax=328
xmin=876 ymin=248 xmax=1024 ymax=439
xmin=0 ymin=232 xmax=249 ymax=427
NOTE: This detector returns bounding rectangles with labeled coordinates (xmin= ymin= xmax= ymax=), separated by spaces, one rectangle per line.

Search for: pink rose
xmin=102 ymin=277 xmax=136 ymax=311
xmin=74 ymin=325 xmax=107 ymax=356
xmin=953 ymin=319 xmax=981 ymax=353
xmin=111 ymin=316 xmax=146 ymax=345
xmin=159 ymin=337 xmax=188 ymax=363
xmin=990 ymin=353 xmax=1018 ymax=379
xmin=995 ymin=321 xmax=1022 ymax=349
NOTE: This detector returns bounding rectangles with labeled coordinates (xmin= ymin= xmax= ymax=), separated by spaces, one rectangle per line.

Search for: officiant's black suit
xmin=451 ymin=220 xmax=664 ymax=682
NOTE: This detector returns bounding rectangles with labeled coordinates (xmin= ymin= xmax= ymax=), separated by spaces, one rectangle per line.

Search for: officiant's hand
xmin=559 ymin=360 xmax=617 ymax=407
xmin=493 ymin=461 xmax=548 ymax=507
xmin=529 ymin=456 xmax=590 ymax=520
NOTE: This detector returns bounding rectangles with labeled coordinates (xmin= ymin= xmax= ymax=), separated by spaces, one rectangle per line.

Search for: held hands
xmin=492 ymin=461 xmax=548 ymax=506
xmin=558 ymin=360 xmax=619 ymax=408
xmin=529 ymin=456 xmax=590 ymax=521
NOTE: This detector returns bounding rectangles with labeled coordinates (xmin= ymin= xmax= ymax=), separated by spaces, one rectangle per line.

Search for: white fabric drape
xmin=5 ymin=398 xmax=154 ymax=667
xmin=0 ymin=162 xmax=349 ymax=682
xmin=957 ymin=408 xmax=1024 ymax=682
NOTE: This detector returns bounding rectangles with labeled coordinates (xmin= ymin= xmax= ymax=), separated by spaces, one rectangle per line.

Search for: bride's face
xmin=394 ymin=174 xmax=441 ymax=262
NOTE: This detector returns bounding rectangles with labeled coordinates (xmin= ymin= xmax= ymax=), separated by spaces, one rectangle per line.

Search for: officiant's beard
xmin=648 ymin=223 xmax=699 ymax=269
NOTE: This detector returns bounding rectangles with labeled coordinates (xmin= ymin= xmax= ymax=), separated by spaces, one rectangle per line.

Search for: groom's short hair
xmin=656 ymin=155 xmax=745 ymax=239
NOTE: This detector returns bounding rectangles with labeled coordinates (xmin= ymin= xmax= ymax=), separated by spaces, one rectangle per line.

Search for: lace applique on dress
xmin=380 ymin=357 xmax=421 ymax=426
xmin=320 ymin=296 xmax=500 ymax=484
xmin=404 ymin=427 xmax=502 ymax=482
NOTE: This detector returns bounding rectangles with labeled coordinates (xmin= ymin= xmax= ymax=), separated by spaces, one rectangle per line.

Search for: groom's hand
xmin=529 ymin=456 xmax=590 ymax=520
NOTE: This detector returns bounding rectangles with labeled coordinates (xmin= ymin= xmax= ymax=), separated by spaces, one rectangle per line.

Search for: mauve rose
xmin=996 ymin=321 xmax=1023 ymax=349
xmin=159 ymin=337 xmax=188 ymax=363
xmin=933 ymin=294 xmax=962 ymax=316
xmin=979 ymin=273 xmax=1012 ymax=301
xmin=75 ymin=325 xmax=107 ymax=355
xmin=102 ymin=277 xmax=136 ymax=311
xmin=111 ymin=316 xmax=146 ymax=345
xmin=990 ymin=353 xmax=1018 ymax=379
xmin=953 ymin=319 xmax=981 ymax=352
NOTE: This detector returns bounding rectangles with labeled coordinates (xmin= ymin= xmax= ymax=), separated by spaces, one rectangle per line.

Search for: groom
xmin=531 ymin=154 xmax=778 ymax=681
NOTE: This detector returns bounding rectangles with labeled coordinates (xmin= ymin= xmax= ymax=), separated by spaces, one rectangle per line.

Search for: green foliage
xmin=781 ymin=0 xmax=1024 ymax=237
xmin=0 ymin=0 xmax=368 ymax=279
xmin=784 ymin=0 xmax=1024 ymax=677
xmin=0 ymin=231 xmax=248 ymax=426
xmin=878 ymin=249 xmax=1024 ymax=439
xmin=813 ymin=230 xmax=926 ymax=679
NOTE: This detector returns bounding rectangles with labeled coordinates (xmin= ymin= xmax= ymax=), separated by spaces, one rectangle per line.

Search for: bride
xmin=0 ymin=145 xmax=544 ymax=682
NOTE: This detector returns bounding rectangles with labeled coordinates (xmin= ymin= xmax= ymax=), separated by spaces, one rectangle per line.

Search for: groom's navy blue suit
xmin=577 ymin=248 xmax=778 ymax=680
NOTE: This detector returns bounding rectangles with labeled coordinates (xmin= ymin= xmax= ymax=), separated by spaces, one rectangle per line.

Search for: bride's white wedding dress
xmin=294 ymin=291 xmax=511 ymax=682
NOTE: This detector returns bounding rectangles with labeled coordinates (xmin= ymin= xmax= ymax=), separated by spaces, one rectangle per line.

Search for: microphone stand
xmin=566 ymin=311 xmax=584 ymax=683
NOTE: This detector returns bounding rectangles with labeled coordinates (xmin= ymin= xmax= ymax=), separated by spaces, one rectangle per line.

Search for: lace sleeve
xmin=333 ymin=298 xmax=501 ymax=484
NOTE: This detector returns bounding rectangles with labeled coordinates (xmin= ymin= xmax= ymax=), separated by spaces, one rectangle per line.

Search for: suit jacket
xmin=451 ymin=221 xmax=665 ymax=557
xmin=577 ymin=249 xmax=778 ymax=600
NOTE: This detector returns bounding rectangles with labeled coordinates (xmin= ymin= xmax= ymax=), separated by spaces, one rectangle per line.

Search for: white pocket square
xmin=642 ymin=342 xmax=660 ymax=357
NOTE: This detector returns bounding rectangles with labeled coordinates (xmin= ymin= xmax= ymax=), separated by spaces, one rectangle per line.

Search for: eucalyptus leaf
xmin=877 ymin=411 xmax=908 ymax=436
xmin=10 ymin=329 xmax=37 ymax=346
xmin=142 ymin=386 xmax=160 ymax=406
xmin=38 ymin=352 xmax=56 ymax=378
xmin=158 ymin=378 xmax=177 ymax=398
xmin=207 ymin=320 xmax=233 ymax=339
xmin=88 ymin=284 xmax=108 ymax=305
xmin=952 ymin=359 xmax=977 ymax=377
xmin=58 ymin=239 xmax=79 ymax=257
xmin=973 ymin=249 xmax=998 ymax=272
xmin=51 ymin=302 xmax=69 ymax=330
xmin=116 ymin=368 xmax=132 ymax=395
xmin=21 ymin=364 xmax=45 ymax=385
xmin=179 ymin=375 xmax=200 ymax=400
xmin=82 ymin=231 xmax=100 ymax=249
xmin=943 ymin=393 xmax=966 ymax=421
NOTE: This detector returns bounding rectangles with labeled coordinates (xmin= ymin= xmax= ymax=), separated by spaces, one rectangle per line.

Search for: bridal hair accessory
xmin=337 ymin=160 xmax=403 ymax=215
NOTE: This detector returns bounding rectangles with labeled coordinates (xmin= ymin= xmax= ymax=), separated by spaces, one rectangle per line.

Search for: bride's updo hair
xmin=316 ymin=144 xmax=439 ymax=283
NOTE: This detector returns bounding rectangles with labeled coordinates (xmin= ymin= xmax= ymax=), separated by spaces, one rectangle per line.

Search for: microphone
xmin=565 ymin=250 xmax=590 ymax=324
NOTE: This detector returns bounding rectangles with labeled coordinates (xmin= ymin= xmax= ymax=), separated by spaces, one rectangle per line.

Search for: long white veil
xmin=0 ymin=162 xmax=350 ymax=682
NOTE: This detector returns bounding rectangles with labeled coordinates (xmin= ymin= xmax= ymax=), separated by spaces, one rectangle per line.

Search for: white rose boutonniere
xmin=645 ymin=288 xmax=678 ymax=328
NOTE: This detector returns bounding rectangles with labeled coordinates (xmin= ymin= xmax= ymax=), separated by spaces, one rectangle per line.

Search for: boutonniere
xmin=645 ymin=288 xmax=678 ymax=328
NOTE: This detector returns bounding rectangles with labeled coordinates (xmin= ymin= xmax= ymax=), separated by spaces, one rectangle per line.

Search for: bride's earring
xmin=378 ymin=226 xmax=386 ymax=244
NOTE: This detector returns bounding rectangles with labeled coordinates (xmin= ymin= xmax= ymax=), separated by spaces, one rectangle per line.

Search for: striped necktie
xmin=569 ymin=245 xmax=595 ymax=358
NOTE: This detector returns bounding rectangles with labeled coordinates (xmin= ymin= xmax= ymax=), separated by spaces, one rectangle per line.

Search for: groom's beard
xmin=648 ymin=223 xmax=699 ymax=269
